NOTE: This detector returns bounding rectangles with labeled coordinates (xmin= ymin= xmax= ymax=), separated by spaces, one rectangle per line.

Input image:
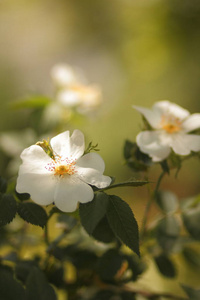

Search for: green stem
xmin=140 ymin=171 xmax=165 ymax=241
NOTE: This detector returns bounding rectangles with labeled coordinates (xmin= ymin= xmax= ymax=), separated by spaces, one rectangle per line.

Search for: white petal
xmin=136 ymin=131 xmax=171 ymax=162
xmin=77 ymin=152 xmax=105 ymax=173
xmin=76 ymin=166 xmax=112 ymax=188
xmin=153 ymin=101 xmax=190 ymax=120
xmin=16 ymin=173 xmax=56 ymax=205
xmin=57 ymin=90 xmax=81 ymax=107
xmin=170 ymin=133 xmax=200 ymax=155
xmin=19 ymin=145 xmax=53 ymax=174
xmin=182 ymin=113 xmax=200 ymax=132
xmin=54 ymin=177 xmax=94 ymax=212
xmin=50 ymin=130 xmax=85 ymax=160
xmin=133 ymin=105 xmax=161 ymax=129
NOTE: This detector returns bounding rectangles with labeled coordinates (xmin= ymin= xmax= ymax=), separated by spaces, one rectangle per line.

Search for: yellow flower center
xmin=160 ymin=115 xmax=182 ymax=133
xmin=54 ymin=164 xmax=75 ymax=176
xmin=46 ymin=157 xmax=76 ymax=177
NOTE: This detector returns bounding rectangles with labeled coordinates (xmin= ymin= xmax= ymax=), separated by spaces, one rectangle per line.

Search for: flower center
xmin=46 ymin=157 xmax=76 ymax=177
xmin=160 ymin=114 xmax=182 ymax=133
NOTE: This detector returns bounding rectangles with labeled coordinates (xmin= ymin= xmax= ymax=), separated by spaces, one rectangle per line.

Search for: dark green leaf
xmin=11 ymin=95 xmax=51 ymax=109
xmin=17 ymin=202 xmax=48 ymax=228
xmin=181 ymin=283 xmax=200 ymax=300
xmin=0 ymin=265 xmax=25 ymax=300
xmin=15 ymin=190 xmax=30 ymax=201
xmin=0 ymin=177 xmax=7 ymax=193
xmin=79 ymin=192 xmax=109 ymax=235
xmin=155 ymin=190 xmax=179 ymax=213
xmin=124 ymin=254 xmax=146 ymax=281
xmin=102 ymin=180 xmax=148 ymax=191
xmin=182 ymin=205 xmax=200 ymax=240
xmin=183 ymin=246 xmax=200 ymax=268
xmin=154 ymin=254 xmax=176 ymax=278
xmin=25 ymin=267 xmax=57 ymax=300
xmin=92 ymin=216 xmax=116 ymax=243
xmin=107 ymin=195 xmax=140 ymax=256
xmin=96 ymin=249 xmax=124 ymax=282
xmin=156 ymin=215 xmax=180 ymax=253
xmin=123 ymin=140 xmax=152 ymax=172
xmin=15 ymin=260 xmax=38 ymax=284
xmin=0 ymin=194 xmax=17 ymax=226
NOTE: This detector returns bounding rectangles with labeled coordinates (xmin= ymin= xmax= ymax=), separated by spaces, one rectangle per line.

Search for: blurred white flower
xmin=133 ymin=101 xmax=200 ymax=162
xmin=51 ymin=63 xmax=102 ymax=114
xmin=16 ymin=129 xmax=111 ymax=212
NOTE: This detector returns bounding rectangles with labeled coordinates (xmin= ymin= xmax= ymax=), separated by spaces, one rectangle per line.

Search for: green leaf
xmin=123 ymin=140 xmax=152 ymax=172
xmin=154 ymin=254 xmax=176 ymax=278
xmin=0 ymin=177 xmax=7 ymax=193
xmin=102 ymin=180 xmax=148 ymax=191
xmin=25 ymin=267 xmax=57 ymax=300
xmin=156 ymin=215 xmax=180 ymax=252
xmin=183 ymin=246 xmax=200 ymax=268
xmin=11 ymin=95 xmax=51 ymax=109
xmin=0 ymin=194 xmax=17 ymax=226
xmin=92 ymin=216 xmax=116 ymax=243
xmin=182 ymin=205 xmax=200 ymax=240
xmin=79 ymin=192 xmax=109 ymax=235
xmin=0 ymin=265 xmax=25 ymax=300
xmin=106 ymin=195 xmax=140 ymax=256
xmin=15 ymin=260 xmax=39 ymax=284
xmin=124 ymin=254 xmax=146 ymax=281
xmin=15 ymin=191 xmax=30 ymax=201
xmin=181 ymin=284 xmax=200 ymax=300
xmin=155 ymin=190 xmax=179 ymax=213
xmin=17 ymin=202 xmax=48 ymax=228
xmin=96 ymin=249 xmax=124 ymax=282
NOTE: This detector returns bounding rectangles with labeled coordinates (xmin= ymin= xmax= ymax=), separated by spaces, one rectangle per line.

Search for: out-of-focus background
xmin=0 ymin=0 xmax=200 ymax=296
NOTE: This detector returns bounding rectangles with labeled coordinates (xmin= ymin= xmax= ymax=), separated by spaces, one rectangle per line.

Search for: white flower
xmin=16 ymin=130 xmax=111 ymax=212
xmin=51 ymin=64 xmax=102 ymax=113
xmin=133 ymin=101 xmax=200 ymax=162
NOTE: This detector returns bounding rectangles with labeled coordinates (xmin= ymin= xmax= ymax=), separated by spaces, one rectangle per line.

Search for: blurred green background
xmin=1 ymin=0 xmax=199 ymax=188
xmin=0 ymin=0 xmax=200 ymax=296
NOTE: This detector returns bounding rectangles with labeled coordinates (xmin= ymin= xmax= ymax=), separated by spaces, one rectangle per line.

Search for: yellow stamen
xmin=54 ymin=164 xmax=75 ymax=176
xmin=160 ymin=115 xmax=182 ymax=133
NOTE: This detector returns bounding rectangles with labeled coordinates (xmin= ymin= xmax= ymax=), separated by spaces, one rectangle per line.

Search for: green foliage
xmin=182 ymin=199 xmax=200 ymax=240
xmin=155 ymin=190 xmax=179 ymax=214
xmin=0 ymin=176 xmax=7 ymax=193
xmin=182 ymin=246 xmax=200 ymax=268
xmin=107 ymin=195 xmax=140 ymax=256
xmin=80 ymin=193 xmax=140 ymax=256
xmin=156 ymin=215 xmax=180 ymax=253
xmin=123 ymin=140 xmax=152 ymax=172
xmin=0 ymin=193 xmax=17 ymax=226
xmin=25 ymin=267 xmax=57 ymax=300
xmin=15 ymin=191 xmax=30 ymax=201
xmin=181 ymin=284 xmax=200 ymax=300
xmin=11 ymin=95 xmax=51 ymax=110
xmin=17 ymin=202 xmax=48 ymax=228
xmin=79 ymin=192 xmax=109 ymax=235
xmin=154 ymin=254 xmax=176 ymax=278
xmin=96 ymin=249 xmax=124 ymax=282
xmin=0 ymin=264 xmax=25 ymax=300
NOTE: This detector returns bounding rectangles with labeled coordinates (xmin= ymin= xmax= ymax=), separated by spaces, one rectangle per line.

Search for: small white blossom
xmin=133 ymin=101 xmax=200 ymax=162
xmin=51 ymin=64 xmax=102 ymax=114
xmin=16 ymin=130 xmax=111 ymax=212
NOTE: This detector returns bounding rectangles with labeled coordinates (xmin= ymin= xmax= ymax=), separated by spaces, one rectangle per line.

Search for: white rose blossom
xmin=133 ymin=101 xmax=200 ymax=162
xmin=51 ymin=64 xmax=101 ymax=113
xmin=16 ymin=130 xmax=111 ymax=212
